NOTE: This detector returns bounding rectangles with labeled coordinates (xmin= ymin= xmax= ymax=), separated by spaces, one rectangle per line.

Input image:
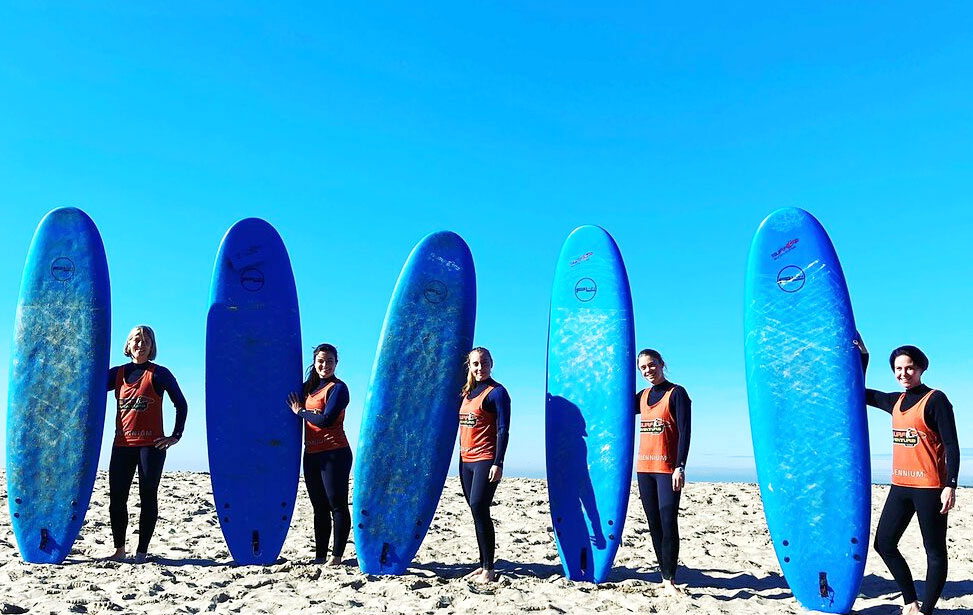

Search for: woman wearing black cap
xmin=856 ymin=339 xmax=959 ymax=615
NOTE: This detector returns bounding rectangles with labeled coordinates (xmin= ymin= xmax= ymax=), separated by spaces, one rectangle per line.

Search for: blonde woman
xmin=106 ymin=325 xmax=187 ymax=563
xmin=458 ymin=347 xmax=511 ymax=583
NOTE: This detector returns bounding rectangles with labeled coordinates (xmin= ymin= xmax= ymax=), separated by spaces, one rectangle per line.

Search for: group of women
xmin=105 ymin=324 xmax=957 ymax=614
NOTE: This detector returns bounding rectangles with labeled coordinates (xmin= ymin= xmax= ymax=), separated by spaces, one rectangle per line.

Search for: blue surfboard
xmin=546 ymin=225 xmax=635 ymax=583
xmin=206 ymin=218 xmax=302 ymax=565
xmin=354 ymin=231 xmax=476 ymax=575
xmin=7 ymin=207 xmax=111 ymax=564
xmin=744 ymin=207 xmax=869 ymax=613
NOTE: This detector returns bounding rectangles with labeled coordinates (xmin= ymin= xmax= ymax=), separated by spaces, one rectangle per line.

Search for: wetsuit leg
xmin=321 ymin=447 xmax=353 ymax=560
xmin=303 ymin=452 xmax=331 ymax=560
xmin=460 ymin=460 xmax=499 ymax=569
xmin=108 ymin=446 xmax=139 ymax=549
xmin=656 ymin=473 xmax=682 ymax=580
xmin=638 ymin=473 xmax=681 ymax=580
xmin=874 ymin=485 xmax=919 ymax=605
xmin=135 ymin=446 xmax=166 ymax=554
xmin=912 ymin=489 xmax=948 ymax=615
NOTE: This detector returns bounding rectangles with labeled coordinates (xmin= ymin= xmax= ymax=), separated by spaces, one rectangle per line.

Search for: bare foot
xmin=326 ymin=556 xmax=343 ymax=567
xmin=464 ymin=567 xmax=484 ymax=579
xmin=105 ymin=548 xmax=127 ymax=562
xmin=661 ymin=579 xmax=685 ymax=597
xmin=477 ymin=569 xmax=497 ymax=583
xmin=133 ymin=552 xmax=148 ymax=564
xmin=903 ymin=602 xmax=921 ymax=615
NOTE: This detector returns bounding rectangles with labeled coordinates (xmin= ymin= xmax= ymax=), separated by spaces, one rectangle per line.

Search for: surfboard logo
xmin=51 ymin=257 xmax=75 ymax=281
xmin=640 ymin=418 xmax=667 ymax=434
xmin=776 ymin=266 xmax=806 ymax=293
xmin=570 ymin=252 xmax=594 ymax=267
xmin=240 ymin=267 xmax=265 ymax=292
xmin=574 ymin=278 xmax=597 ymax=302
xmin=892 ymin=427 xmax=920 ymax=447
xmin=423 ymin=280 xmax=447 ymax=304
xmin=771 ymin=238 xmax=800 ymax=260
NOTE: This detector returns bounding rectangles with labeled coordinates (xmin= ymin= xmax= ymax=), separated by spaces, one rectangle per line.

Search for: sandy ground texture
xmin=0 ymin=473 xmax=971 ymax=614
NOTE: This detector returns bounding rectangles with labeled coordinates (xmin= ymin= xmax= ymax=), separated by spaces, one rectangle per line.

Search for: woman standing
xmin=458 ymin=347 xmax=511 ymax=583
xmin=287 ymin=343 xmax=352 ymax=565
xmin=107 ymin=325 xmax=187 ymax=563
xmin=858 ymin=340 xmax=959 ymax=615
xmin=634 ymin=348 xmax=691 ymax=597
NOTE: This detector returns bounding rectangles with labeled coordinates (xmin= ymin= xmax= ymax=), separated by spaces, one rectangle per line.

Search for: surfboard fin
xmin=819 ymin=572 xmax=829 ymax=598
xmin=380 ymin=543 xmax=390 ymax=565
xmin=251 ymin=531 xmax=260 ymax=557
xmin=39 ymin=528 xmax=49 ymax=551
xmin=580 ymin=548 xmax=588 ymax=573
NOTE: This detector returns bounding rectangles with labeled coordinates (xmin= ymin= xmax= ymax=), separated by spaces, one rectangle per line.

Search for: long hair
xmin=461 ymin=347 xmax=493 ymax=398
xmin=303 ymin=343 xmax=338 ymax=397
xmin=124 ymin=325 xmax=158 ymax=361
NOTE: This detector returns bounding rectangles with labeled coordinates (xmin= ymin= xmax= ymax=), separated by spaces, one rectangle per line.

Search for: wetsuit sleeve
xmin=155 ymin=366 xmax=189 ymax=439
xmin=485 ymin=386 xmax=511 ymax=467
xmin=634 ymin=390 xmax=643 ymax=415
xmin=865 ymin=389 xmax=897 ymax=415
xmin=925 ymin=392 xmax=960 ymax=489
xmin=671 ymin=386 xmax=692 ymax=469
xmin=107 ymin=366 xmax=119 ymax=391
xmin=299 ymin=382 xmax=349 ymax=428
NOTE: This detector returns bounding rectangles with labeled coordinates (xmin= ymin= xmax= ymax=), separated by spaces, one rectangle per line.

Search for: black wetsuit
xmin=106 ymin=363 xmax=187 ymax=554
xmin=297 ymin=379 xmax=352 ymax=561
xmin=634 ymin=381 xmax=691 ymax=581
xmin=867 ymin=383 xmax=958 ymax=615
xmin=459 ymin=379 xmax=511 ymax=571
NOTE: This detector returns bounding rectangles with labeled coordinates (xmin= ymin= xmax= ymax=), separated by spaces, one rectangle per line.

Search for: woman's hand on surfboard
xmin=671 ymin=467 xmax=685 ymax=492
xmin=153 ymin=436 xmax=180 ymax=451
xmin=488 ymin=465 xmax=503 ymax=483
xmin=940 ymin=487 xmax=956 ymax=514
xmin=286 ymin=392 xmax=302 ymax=415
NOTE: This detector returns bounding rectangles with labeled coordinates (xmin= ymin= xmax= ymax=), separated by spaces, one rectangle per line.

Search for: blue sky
xmin=1 ymin=3 xmax=970 ymax=481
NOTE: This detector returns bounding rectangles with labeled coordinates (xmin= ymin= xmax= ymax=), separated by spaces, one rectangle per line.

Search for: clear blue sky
xmin=1 ymin=3 xmax=970 ymax=480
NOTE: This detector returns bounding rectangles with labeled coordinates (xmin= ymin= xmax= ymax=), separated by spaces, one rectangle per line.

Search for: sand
xmin=1 ymin=473 xmax=970 ymax=614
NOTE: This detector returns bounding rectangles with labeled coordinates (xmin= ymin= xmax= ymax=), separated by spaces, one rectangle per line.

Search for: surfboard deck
xmin=206 ymin=218 xmax=302 ymax=565
xmin=353 ymin=231 xmax=476 ymax=575
xmin=7 ymin=207 xmax=111 ymax=564
xmin=546 ymin=225 xmax=635 ymax=583
xmin=744 ymin=207 xmax=869 ymax=613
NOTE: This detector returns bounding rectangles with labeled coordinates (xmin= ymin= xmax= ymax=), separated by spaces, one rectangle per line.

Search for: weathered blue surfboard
xmin=546 ymin=225 xmax=635 ymax=583
xmin=206 ymin=218 xmax=302 ymax=565
xmin=354 ymin=231 xmax=476 ymax=575
xmin=7 ymin=207 xmax=111 ymax=564
xmin=744 ymin=207 xmax=869 ymax=613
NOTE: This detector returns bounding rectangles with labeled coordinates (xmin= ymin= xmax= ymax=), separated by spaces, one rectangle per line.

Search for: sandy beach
xmin=0 ymin=473 xmax=970 ymax=614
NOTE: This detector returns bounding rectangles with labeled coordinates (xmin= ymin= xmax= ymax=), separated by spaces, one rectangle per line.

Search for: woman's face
xmin=893 ymin=355 xmax=924 ymax=389
xmin=638 ymin=354 xmax=665 ymax=386
xmin=128 ymin=331 xmax=152 ymax=364
xmin=468 ymin=351 xmax=492 ymax=383
xmin=314 ymin=351 xmax=337 ymax=380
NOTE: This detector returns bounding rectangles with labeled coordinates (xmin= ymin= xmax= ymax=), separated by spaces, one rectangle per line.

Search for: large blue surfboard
xmin=744 ymin=207 xmax=869 ymax=613
xmin=7 ymin=207 xmax=111 ymax=563
xmin=354 ymin=231 xmax=476 ymax=575
xmin=206 ymin=218 xmax=302 ymax=565
xmin=546 ymin=225 xmax=635 ymax=583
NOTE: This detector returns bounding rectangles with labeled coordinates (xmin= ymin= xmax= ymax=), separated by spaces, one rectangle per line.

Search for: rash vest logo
xmin=459 ymin=413 xmax=478 ymax=428
xmin=640 ymin=418 xmax=668 ymax=435
xmin=892 ymin=427 xmax=920 ymax=448
xmin=119 ymin=395 xmax=155 ymax=413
